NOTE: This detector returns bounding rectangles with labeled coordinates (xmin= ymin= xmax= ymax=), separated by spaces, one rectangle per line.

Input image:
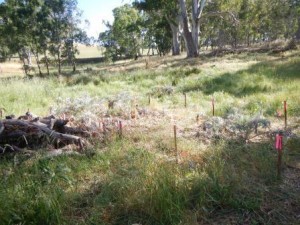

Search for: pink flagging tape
xmin=275 ymin=134 xmax=283 ymax=151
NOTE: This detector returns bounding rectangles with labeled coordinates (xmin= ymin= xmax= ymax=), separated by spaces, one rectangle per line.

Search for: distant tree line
xmin=0 ymin=0 xmax=89 ymax=76
xmin=1 ymin=0 xmax=299 ymax=69
xmin=99 ymin=0 xmax=300 ymax=59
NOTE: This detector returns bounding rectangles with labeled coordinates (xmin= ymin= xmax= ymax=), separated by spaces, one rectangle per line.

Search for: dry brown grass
xmin=76 ymin=44 xmax=104 ymax=58
xmin=96 ymin=53 xmax=264 ymax=75
xmin=0 ymin=50 xmax=267 ymax=78
xmin=0 ymin=61 xmax=25 ymax=77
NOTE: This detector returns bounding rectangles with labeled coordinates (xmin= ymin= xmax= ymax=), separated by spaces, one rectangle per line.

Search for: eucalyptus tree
xmin=144 ymin=14 xmax=172 ymax=56
xmin=0 ymin=0 xmax=37 ymax=75
xmin=178 ymin=0 xmax=207 ymax=57
xmin=199 ymin=0 xmax=240 ymax=48
xmin=0 ymin=2 xmax=9 ymax=59
xmin=0 ymin=0 xmax=88 ymax=75
xmin=60 ymin=2 xmax=89 ymax=72
xmin=0 ymin=0 xmax=55 ymax=75
xmin=134 ymin=0 xmax=181 ymax=55
xmin=293 ymin=0 xmax=300 ymax=39
xmin=98 ymin=23 xmax=118 ymax=61
xmin=44 ymin=0 xmax=78 ymax=73
xmin=99 ymin=4 xmax=143 ymax=60
xmin=113 ymin=4 xmax=143 ymax=58
xmin=37 ymin=0 xmax=89 ymax=74
xmin=27 ymin=0 xmax=50 ymax=75
xmin=138 ymin=0 xmax=208 ymax=58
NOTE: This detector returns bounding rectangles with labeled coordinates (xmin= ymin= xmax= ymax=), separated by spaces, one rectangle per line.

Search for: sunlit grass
xmin=0 ymin=50 xmax=300 ymax=224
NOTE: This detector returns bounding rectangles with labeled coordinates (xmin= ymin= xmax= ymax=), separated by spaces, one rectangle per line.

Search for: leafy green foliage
xmin=134 ymin=0 xmax=178 ymax=55
xmin=201 ymin=0 xmax=299 ymax=49
xmin=99 ymin=4 xmax=144 ymax=60
xmin=0 ymin=0 xmax=89 ymax=75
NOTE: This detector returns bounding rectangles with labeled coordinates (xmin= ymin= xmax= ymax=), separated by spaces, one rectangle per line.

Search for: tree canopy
xmin=0 ymin=0 xmax=89 ymax=75
xmin=1 ymin=0 xmax=299 ymax=65
xmin=100 ymin=0 xmax=300 ymax=59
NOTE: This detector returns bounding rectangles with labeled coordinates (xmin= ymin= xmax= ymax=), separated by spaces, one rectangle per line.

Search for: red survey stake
xmin=275 ymin=133 xmax=283 ymax=151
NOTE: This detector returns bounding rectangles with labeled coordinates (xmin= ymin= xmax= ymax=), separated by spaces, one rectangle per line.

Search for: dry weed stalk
xmin=145 ymin=57 xmax=150 ymax=69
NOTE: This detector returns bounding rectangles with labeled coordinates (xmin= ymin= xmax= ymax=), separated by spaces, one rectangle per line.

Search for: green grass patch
xmin=1 ymin=50 xmax=300 ymax=224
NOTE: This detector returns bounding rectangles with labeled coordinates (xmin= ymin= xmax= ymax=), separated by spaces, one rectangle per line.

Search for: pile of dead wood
xmin=0 ymin=111 xmax=90 ymax=154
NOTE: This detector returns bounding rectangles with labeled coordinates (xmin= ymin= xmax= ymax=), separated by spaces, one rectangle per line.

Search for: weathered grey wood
xmin=64 ymin=126 xmax=90 ymax=137
xmin=0 ymin=119 xmax=84 ymax=150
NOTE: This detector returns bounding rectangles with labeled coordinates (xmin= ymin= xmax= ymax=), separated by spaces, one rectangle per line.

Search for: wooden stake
xmin=148 ymin=94 xmax=151 ymax=105
xmin=212 ymin=98 xmax=215 ymax=116
xmin=184 ymin=93 xmax=187 ymax=108
xmin=108 ymin=100 xmax=114 ymax=109
xmin=118 ymin=121 xmax=123 ymax=139
xmin=284 ymin=100 xmax=287 ymax=129
xmin=254 ymin=121 xmax=258 ymax=134
xmin=102 ymin=122 xmax=106 ymax=135
xmin=174 ymin=125 xmax=179 ymax=164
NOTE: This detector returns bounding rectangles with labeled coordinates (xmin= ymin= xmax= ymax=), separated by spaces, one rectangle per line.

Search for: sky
xmin=78 ymin=0 xmax=134 ymax=38
xmin=0 ymin=0 xmax=133 ymax=39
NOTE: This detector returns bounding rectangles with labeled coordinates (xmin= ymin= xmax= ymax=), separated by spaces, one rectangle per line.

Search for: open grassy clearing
xmin=76 ymin=44 xmax=104 ymax=59
xmin=0 ymin=45 xmax=103 ymax=77
xmin=0 ymin=50 xmax=299 ymax=224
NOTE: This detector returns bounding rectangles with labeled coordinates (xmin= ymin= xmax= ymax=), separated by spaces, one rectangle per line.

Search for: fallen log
xmin=32 ymin=120 xmax=83 ymax=148
xmin=35 ymin=117 xmax=90 ymax=137
xmin=64 ymin=126 xmax=90 ymax=137
xmin=0 ymin=119 xmax=84 ymax=151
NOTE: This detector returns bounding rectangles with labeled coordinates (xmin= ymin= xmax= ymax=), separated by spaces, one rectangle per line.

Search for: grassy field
xmin=77 ymin=44 xmax=104 ymax=58
xmin=0 ymin=45 xmax=103 ymax=77
xmin=0 ymin=49 xmax=299 ymax=224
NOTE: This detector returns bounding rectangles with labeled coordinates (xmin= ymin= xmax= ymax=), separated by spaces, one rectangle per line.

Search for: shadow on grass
xmin=181 ymin=56 xmax=300 ymax=97
xmin=186 ymin=138 xmax=300 ymax=225
xmin=1 ymin=136 xmax=298 ymax=225
xmin=62 ymin=137 xmax=300 ymax=225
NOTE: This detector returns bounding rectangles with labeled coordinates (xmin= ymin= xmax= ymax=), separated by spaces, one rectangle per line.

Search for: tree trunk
xmin=247 ymin=32 xmax=250 ymax=47
xmin=191 ymin=1 xmax=199 ymax=52
xmin=57 ymin=51 xmax=61 ymax=74
xmin=295 ymin=17 xmax=300 ymax=40
xmin=192 ymin=0 xmax=206 ymax=52
xmin=18 ymin=51 xmax=29 ymax=77
xmin=167 ymin=16 xmax=181 ymax=56
xmin=43 ymin=50 xmax=50 ymax=76
xmin=70 ymin=43 xmax=76 ymax=73
xmin=170 ymin=23 xmax=181 ymax=55
xmin=34 ymin=51 xmax=43 ymax=76
xmin=179 ymin=0 xmax=198 ymax=57
xmin=72 ymin=61 xmax=76 ymax=72
xmin=191 ymin=19 xmax=199 ymax=51
xmin=147 ymin=45 xmax=151 ymax=56
xmin=26 ymin=49 xmax=32 ymax=66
